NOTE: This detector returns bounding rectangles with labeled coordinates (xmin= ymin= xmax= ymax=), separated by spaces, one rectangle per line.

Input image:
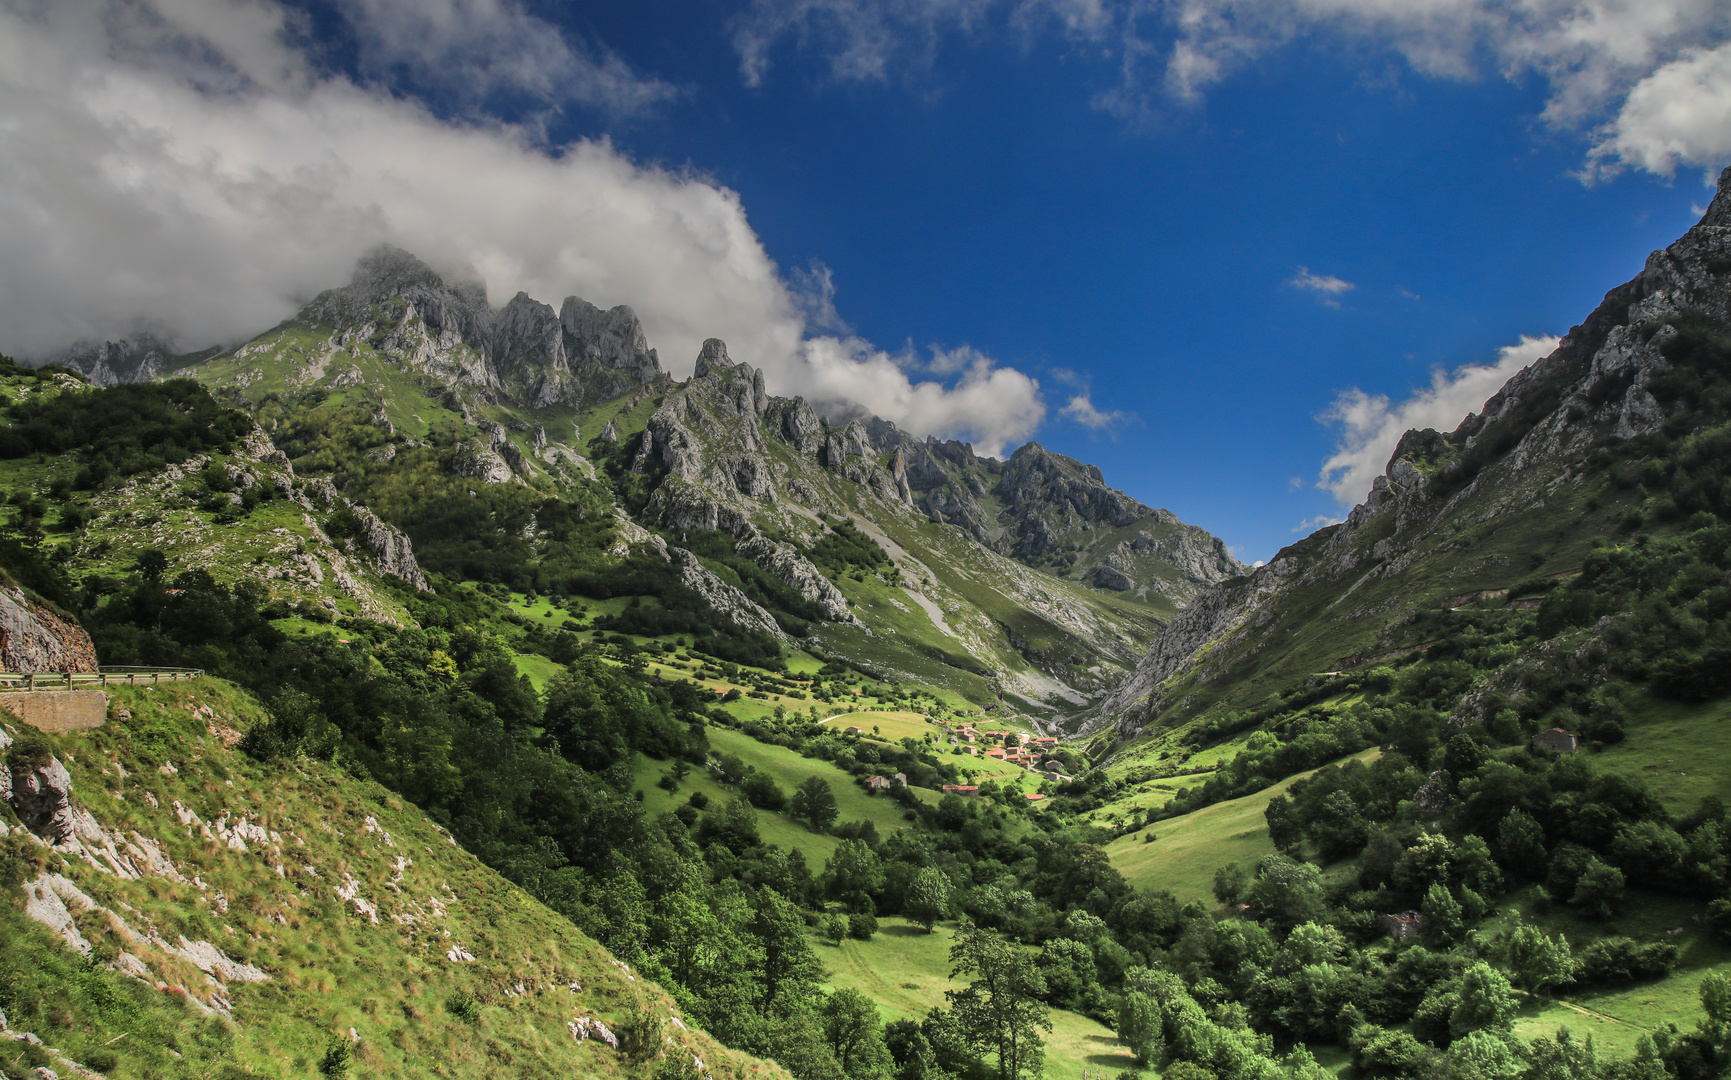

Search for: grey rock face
xmin=0 ymin=581 xmax=99 ymax=673
xmin=1093 ymin=565 xmax=1134 ymax=591
xmin=450 ymin=441 xmax=514 ymax=484
xmin=671 ymin=548 xmax=789 ymax=641
xmin=736 ymin=534 xmax=853 ymax=620
xmin=226 ymin=247 xmax=663 ymax=411
xmin=560 ymin=296 xmax=662 ymax=400
xmin=8 ymin=755 xmax=78 ymax=844
xmin=37 ymin=334 xmax=178 ymax=386
xmin=352 ymin=507 xmax=431 ymax=592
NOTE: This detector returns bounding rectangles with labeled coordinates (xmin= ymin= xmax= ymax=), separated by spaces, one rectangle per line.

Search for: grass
xmin=815 ymin=917 xmax=1136 ymax=1080
xmin=819 ymin=711 xmax=939 ymax=743
xmin=1590 ymin=695 xmax=1731 ymax=815
xmin=631 ymin=725 xmax=934 ymax=868
xmin=0 ymin=677 xmax=785 ymax=1080
xmin=512 ymin=652 xmax=563 ymax=692
xmin=1104 ymin=748 xmax=1382 ymax=903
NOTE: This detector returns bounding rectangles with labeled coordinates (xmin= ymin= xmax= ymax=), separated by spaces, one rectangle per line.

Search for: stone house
xmin=941 ymin=784 xmax=980 ymax=797
xmin=864 ymin=775 xmax=892 ymax=790
xmin=1379 ymin=911 xmax=1423 ymax=940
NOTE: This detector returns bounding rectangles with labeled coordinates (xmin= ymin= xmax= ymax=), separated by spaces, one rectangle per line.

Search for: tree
xmin=752 ymin=888 xmax=823 ymax=1009
xmin=826 ymin=839 xmax=886 ymax=900
xmin=1421 ymin=883 xmax=1464 ymax=948
xmin=1212 ymin=863 xmax=1248 ymax=907
xmin=792 ymin=776 xmax=840 ymax=831
xmin=1497 ymin=809 xmax=1547 ymax=878
xmin=1506 ymin=922 xmax=1574 ymax=997
xmin=907 ymin=866 xmax=952 ymax=932
xmin=1445 ymin=1030 xmax=1523 ymax=1080
xmin=1246 ymin=854 xmax=1323 ymax=929
xmin=1265 ymin=795 xmax=1303 ymax=853
xmin=821 ymin=989 xmax=887 ymax=1078
xmin=1312 ymin=791 xmax=1368 ymax=861
xmin=1571 ymin=858 xmax=1626 ymax=920
xmin=1118 ymin=990 xmax=1164 ymax=1064
xmin=1450 ymin=961 xmax=1516 ymax=1039
xmin=946 ymin=922 xmax=1052 ymax=1080
xmin=741 ymin=770 xmax=788 ymax=810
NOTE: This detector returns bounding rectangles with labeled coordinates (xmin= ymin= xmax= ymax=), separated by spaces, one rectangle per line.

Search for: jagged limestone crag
xmin=1089 ymin=165 xmax=1731 ymax=741
xmin=634 ymin=340 xmax=1241 ymax=606
xmin=287 ymin=246 xmax=666 ymax=411
xmin=893 ymin=437 xmax=1244 ymax=604
xmin=39 ymin=333 xmax=180 ymax=386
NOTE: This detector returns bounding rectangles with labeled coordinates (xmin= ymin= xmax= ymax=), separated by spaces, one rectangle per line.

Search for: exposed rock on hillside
xmin=38 ymin=333 xmax=182 ymax=386
xmin=1089 ymin=165 xmax=1731 ymax=740
xmin=0 ymin=581 xmax=98 ymax=673
xmin=225 ymin=247 xmax=665 ymax=412
xmin=633 ymin=341 xmax=1241 ymax=607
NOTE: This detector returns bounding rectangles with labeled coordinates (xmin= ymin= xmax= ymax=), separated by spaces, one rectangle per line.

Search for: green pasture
xmin=1105 ymin=748 xmax=1381 ymax=903
xmin=1590 ymin=695 xmax=1731 ymax=816
xmin=815 ymin=917 xmax=1137 ymax=1080
xmin=820 ymin=711 xmax=940 ymax=743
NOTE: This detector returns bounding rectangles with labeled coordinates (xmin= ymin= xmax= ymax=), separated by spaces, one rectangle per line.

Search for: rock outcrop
xmin=736 ymin=533 xmax=853 ymax=620
xmin=219 ymin=247 xmax=664 ymax=411
xmin=0 ymin=581 xmax=98 ymax=673
xmin=36 ymin=333 xmax=182 ymax=386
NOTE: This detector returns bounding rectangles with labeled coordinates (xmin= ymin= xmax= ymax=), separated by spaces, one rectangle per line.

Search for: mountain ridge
xmin=1083 ymin=163 xmax=1731 ymax=744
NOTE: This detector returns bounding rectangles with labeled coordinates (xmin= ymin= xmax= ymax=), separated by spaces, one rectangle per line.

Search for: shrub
xmin=445 ymin=989 xmax=480 ymax=1023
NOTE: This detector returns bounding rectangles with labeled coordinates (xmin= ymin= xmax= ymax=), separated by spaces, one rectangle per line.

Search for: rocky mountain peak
xmin=693 ymin=338 xmax=733 ymax=378
xmin=348 ymin=245 xmax=452 ymax=298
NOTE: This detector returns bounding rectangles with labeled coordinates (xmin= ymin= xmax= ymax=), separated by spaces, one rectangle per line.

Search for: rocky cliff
xmin=1087 ymin=164 xmax=1731 ymax=740
xmin=37 ymin=333 xmax=186 ymax=386
xmin=0 ymin=581 xmax=98 ymax=673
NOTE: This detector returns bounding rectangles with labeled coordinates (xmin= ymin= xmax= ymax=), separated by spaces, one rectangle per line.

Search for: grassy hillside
xmin=815 ymin=917 xmax=1137 ymax=1080
xmin=1104 ymin=749 xmax=1383 ymax=903
xmin=1 ymin=679 xmax=783 ymax=1080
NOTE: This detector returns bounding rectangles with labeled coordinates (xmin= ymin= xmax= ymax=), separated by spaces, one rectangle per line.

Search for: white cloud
xmin=1059 ymin=393 xmax=1131 ymax=431
xmin=1585 ymin=41 xmax=1731 ymax=179
xmin=0 ymin=0 xmax=1047 ymax=453
xmin=1293 ymin=514 xmax=1344 ymax=533
xmin=731 ymin=0 xmax=995 ymax=87
xmin=795 ymin=337 xmax=1045 ymax=457
xmin=337 ymin=0 xmax=679 ymax=115
xmin=1291 ymin=267 xmax=1355 ymax=306
xmin=728 ymin=0 xmax=1731 ymax=177
xmin=1316 ymin=333 xmax=1561 ymax=505
xmin=789 ymin=259 xmax=849 ymax=334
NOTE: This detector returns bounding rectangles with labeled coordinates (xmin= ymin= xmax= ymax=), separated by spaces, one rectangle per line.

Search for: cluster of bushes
xmin=0 ymin=375 xmax=252 ymax=484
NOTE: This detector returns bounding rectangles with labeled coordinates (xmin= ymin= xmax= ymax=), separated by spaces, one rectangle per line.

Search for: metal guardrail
xmin=0 ymin=667 xmax=205 ymax=690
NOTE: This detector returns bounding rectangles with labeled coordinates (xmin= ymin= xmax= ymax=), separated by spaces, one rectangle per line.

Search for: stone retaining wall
xmin=0 ymin=690 xmax=109 ymax=732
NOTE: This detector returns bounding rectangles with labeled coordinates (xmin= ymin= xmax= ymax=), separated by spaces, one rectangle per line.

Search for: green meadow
xmin=815 ymin=917 xmax=1137 ymax=1080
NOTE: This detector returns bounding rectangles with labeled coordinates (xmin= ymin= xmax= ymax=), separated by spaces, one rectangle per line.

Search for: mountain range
xmin=42 ymin=245 xmax=1243 ymax=718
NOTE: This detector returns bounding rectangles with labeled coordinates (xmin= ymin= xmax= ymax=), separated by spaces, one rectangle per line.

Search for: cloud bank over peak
xmin=0 ymin=0 xmax=1047 ymax=459
xmin=1316 ymin=333 xmax=1562 ymax=506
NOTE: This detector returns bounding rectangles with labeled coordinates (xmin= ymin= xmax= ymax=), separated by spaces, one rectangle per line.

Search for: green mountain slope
xmin=1085 ymin=165 xmax=1731 ymax=752
xmin=1 ymin=679 xmax=785 ymax=1080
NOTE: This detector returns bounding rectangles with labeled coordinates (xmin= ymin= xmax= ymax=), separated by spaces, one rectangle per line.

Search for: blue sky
xmin=3 ymin=0 xmax=1728 ymax=561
